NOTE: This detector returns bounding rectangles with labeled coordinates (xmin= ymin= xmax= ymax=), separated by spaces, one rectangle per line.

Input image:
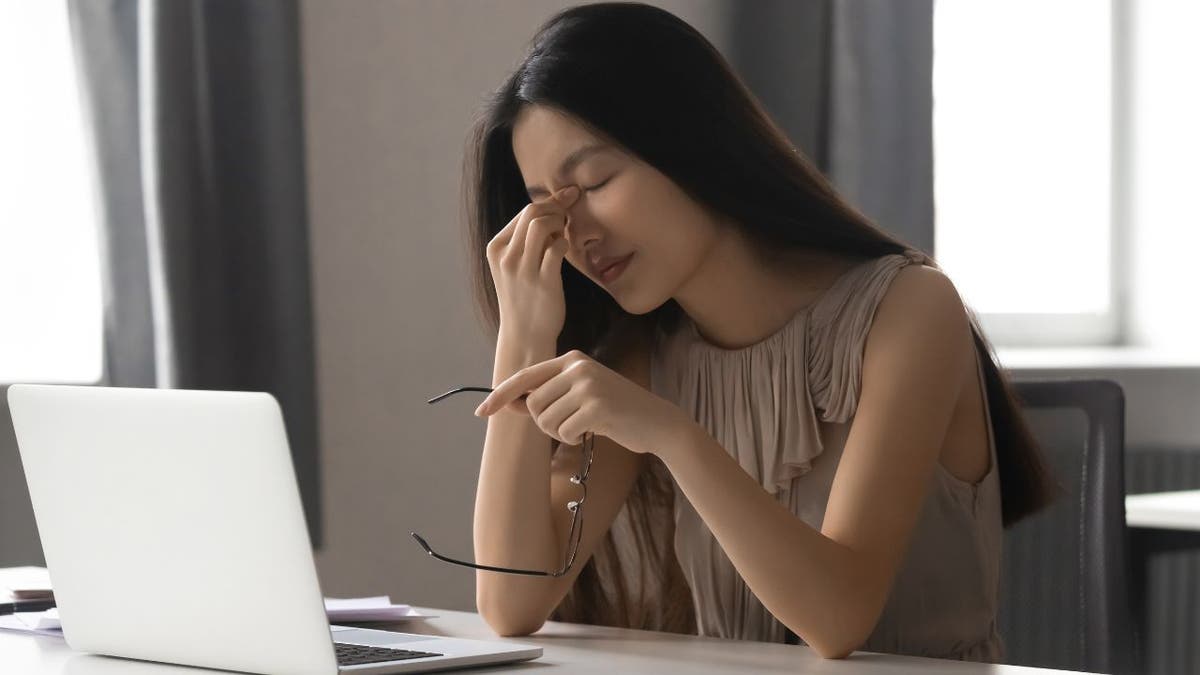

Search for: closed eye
xmin=585 ymin=176 xmax=613 ymax=192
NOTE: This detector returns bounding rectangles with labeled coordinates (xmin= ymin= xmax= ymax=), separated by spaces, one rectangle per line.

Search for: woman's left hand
xmin=474 ymin=349 xmax=685 ymax=455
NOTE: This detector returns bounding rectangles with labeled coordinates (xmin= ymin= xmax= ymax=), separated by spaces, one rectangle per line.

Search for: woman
xmin=460 ymin=1 xmax=1059 ymax=662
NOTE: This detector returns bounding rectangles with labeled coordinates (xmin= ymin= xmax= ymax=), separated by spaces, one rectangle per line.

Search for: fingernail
xmin=558 ymin=185 xmax=580 ymax=202
xmin=474 ymin=403 xmax=488 ymax=416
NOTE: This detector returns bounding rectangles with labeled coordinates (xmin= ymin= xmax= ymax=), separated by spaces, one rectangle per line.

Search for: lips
xmin=589 ymin=252 xmax=634 ymax=279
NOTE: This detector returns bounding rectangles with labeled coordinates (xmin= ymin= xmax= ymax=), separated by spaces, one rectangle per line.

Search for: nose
xmin=562 ymin=212 xmax=600 ymax=254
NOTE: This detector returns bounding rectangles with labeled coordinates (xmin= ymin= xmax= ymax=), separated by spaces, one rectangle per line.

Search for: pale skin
xmin=474 ymin=104 xmax=993 ymax=658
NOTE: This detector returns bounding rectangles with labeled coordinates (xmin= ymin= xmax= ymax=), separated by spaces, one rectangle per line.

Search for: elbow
xmin=810 ymin=639 xmax=859 ymax=660
xmin=805 ymin=571 xmax=888 ymax=659
xmin=479 ymin=607 xmax=545 ymax=638
xmin=805 ymin=628 xmax=868 ymax=660
xmin=493 ymin=620 xmax=545 ymax=638
xmin=476 ymin=592 xmax=547 ymax=638
xmin=789 ymin=600 xmax=878 ymax=660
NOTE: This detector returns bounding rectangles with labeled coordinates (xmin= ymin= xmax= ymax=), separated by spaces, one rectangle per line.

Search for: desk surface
xmin=0 ymin=605 xmax=1093 ymax=674
xmin=1126 ymin=489 xmax=1200 ymax=530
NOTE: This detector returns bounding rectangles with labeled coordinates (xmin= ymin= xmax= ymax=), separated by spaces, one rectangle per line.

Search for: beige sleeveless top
xmin=647 ymin=249 xmax=1005 ymax=662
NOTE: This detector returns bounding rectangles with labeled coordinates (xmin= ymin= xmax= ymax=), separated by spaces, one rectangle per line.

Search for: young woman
xmin=457 ymin=1 xmax=1058 ymax=662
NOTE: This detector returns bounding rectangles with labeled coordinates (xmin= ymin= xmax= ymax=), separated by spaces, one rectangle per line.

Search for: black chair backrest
xmin=998 ymin=378 xmax=1137 ymax=674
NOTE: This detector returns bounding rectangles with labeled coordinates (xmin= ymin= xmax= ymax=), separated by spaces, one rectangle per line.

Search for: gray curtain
xmin=67 ymin=0 xmax=322 ymax=547
xmin=729 ymin=0 xmax=935 ymax=255
xmin=729 ymin=0 xmax=934 ymax=648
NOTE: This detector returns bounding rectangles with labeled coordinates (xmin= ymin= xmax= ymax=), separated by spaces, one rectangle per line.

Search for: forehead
xmin=511 ymin=106 xmax=600 ymax=168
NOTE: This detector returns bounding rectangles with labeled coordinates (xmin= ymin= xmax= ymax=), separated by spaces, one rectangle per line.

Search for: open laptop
xmin=7 ymin=383 xmax=542 ymax=674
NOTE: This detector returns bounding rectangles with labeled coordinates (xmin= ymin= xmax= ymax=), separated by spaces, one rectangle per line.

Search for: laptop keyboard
xmin=335 ymin=641 xmax=443 ymax=666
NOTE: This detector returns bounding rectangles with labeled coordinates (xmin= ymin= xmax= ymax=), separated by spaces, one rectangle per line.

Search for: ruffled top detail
xmin=650 ymin=248 xmax=935 ymax=495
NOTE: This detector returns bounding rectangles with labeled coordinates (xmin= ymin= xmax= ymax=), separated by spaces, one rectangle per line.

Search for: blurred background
xmin=1 ymin=1 xmax=1197 ymax=673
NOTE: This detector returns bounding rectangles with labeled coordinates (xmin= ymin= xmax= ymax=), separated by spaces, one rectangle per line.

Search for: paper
xmin=324 ymin=595 xmax=435 ymax=621
xmin=324 ymin=595 xmax=402 ymax=611
xmin=33 ymin=607 xmax=60 ymax=630
xmin=0 ymin=598 xmax=433 ymax=639
xmin=0 ymin=568 xmax=434 ymax=637
xmin=0 ymin=566 xmax=53 ymax=600
xmin=0 ymin=608 xmax=62 ymax=638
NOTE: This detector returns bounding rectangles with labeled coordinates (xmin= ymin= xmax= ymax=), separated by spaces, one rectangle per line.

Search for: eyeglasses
xmin=410 ymin=385 xmax=594 ymax=578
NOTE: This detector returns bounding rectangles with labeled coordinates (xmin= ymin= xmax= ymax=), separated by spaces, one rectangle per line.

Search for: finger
xmin=490 ymin=205 xmax=527 ymax=249
xmin=501 ymin=195 xmax=566 ymax=261
xmin=503 ymin=206 xmax=535 ymax=262
xmin=541 ymin=234 xmax=570 ymax=278
xmin=476 ymin=358 xmax=565 ymax=415
xmin=534 ymin=392 xmax=584 ymax=443
xmin=523 ymin=368 xmax=575 ymax=417
xmin=515 ymin=185 xmax=577 ymax=263
xmin=499 ymin=397 xmax=531 ymax=415
xmin=557 ymin=406 xmax=592 ymax=447
xmin=528 ymin=185 xmax=579 ymax=277
xmin=523 ymin=213 xmax=569 ymax=278
xmin=548 ymin=184 xmax=581 ymax=209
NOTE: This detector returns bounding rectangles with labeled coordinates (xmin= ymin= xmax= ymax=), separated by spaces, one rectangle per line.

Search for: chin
xmin=611 ymin=291 xmax=667 ymax=316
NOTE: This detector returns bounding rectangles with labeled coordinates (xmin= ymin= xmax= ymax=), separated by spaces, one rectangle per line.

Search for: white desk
xmin=1125 ymin=489 xmax=1200 ymax=675
xmin=0 ymin=605 xmax=1096 ymax=674
xmin=1126 ymin=489 xmax=1200 ymax=530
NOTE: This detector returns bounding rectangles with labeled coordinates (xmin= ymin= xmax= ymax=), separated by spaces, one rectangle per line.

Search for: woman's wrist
xmin=630 ymin=400 xmax=702 ymax=462
xmin=493 ymin=330 xmax=556 ymax=384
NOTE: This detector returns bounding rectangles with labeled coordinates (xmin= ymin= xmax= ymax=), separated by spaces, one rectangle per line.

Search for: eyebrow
xmin=525 ymin=143 xmax=612 ymax=197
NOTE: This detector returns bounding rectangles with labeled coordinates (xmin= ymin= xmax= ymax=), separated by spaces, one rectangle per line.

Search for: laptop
xmin=7 ymin=383 xmax=542 ymax=674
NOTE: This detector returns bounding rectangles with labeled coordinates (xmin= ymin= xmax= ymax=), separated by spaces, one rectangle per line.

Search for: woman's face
xmin=510 ymin=104 xmax=726 ymax=314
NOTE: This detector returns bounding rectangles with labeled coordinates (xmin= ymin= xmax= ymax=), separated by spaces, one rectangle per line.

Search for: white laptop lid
xmin=8 ymin=384 xmax=339 ymax=675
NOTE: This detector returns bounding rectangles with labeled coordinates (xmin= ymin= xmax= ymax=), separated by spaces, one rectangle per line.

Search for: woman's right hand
xmin=486 ymin=184 xmax=582 ymax=344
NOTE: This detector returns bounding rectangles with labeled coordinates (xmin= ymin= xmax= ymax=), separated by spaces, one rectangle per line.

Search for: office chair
xmin=998 ymin=379 xmax=1139 ymax=674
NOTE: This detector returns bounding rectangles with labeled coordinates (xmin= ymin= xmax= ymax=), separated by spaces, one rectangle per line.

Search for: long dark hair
xmin=461 ymin=1 xmax=1061 ymax=634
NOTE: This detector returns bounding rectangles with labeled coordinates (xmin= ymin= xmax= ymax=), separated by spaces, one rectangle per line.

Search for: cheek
xmin=563 ymin=254 xmax=587 ymax=276
xmin=647 ymin=222 xmax=704 ymax=263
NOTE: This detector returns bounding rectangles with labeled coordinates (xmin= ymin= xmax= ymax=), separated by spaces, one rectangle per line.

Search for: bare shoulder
xmin=865 ymin=262 xmax=974 ymax=387
xmin=875 ymin=263 xmax=968 ymax=332
xmin=889 ymin=260 xmax=961 ymax=300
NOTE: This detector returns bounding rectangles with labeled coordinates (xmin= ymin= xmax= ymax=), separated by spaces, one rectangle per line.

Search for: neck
xmin=674 ymin=229 xmax=841 ymax=350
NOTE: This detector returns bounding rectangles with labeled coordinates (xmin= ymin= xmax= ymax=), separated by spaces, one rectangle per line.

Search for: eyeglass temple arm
xmin=427 ymin=386 xmax=494 ymax=404
xmin=429 ymin=386 xmax=538 ymax=407
xmin=410 ymin=532 xmax=570 ymax=577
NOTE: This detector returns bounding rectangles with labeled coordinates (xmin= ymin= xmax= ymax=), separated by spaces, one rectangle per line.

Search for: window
xmin=0 ymin=1 xmax=103 ymax=383
xmin=933 ymin=0 xmax=1115 ymax=346
xmin=1125 ymin=1 xmax=1200 ymax=349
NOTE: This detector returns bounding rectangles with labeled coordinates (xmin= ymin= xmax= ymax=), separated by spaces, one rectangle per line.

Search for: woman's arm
xmin=647 ymin=266 xmax=974 ymax=658
xmin=474 ymin=332 xmax=646 ymax=636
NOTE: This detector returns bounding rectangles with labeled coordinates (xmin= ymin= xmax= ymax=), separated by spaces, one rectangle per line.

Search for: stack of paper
xmin=1 ymin=566 xmax=53 ymax=600
xmin=2 ymin=566 xmax=434 ymax=639
xmin=0 ymin=566 xmax=60 ymax=637
xmin=324 ymin=596 xmax=435 ymax=622
xmin=0 ymin=597 xmax=434 ymax=639
xmin=0 ymin=607 xmax=62 ymax=637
